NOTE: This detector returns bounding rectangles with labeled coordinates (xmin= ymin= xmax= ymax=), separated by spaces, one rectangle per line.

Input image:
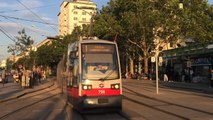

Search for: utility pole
xmin=155 ymin=46 xmax=159 ymax=94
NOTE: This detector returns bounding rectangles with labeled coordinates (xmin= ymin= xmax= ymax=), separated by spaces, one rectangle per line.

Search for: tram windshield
xmin=82 ymin=43 xmax=119 ymax=80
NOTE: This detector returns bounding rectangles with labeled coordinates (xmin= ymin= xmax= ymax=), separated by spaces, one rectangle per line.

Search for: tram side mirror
xmin=69 ymin=51 xmax=76 ymax=67
xmin=69 ymin=51 xmax=76 ymax=59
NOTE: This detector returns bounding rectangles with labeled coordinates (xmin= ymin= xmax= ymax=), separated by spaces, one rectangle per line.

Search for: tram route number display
xmin=82 ymin=44 xmax=114 ymax=53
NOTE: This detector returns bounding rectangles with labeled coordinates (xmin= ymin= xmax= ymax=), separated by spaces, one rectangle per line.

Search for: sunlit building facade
xmin=58 ymin=0 xmax=97 ymax=36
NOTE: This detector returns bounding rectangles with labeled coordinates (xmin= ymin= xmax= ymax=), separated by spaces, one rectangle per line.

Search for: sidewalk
xmin=0 ymin=77 xmax=56 ymax=103
xmin=159 ymin=80 xmax=213 ymax=94
xmin=123 ymin=78 xmax=213 ymax=94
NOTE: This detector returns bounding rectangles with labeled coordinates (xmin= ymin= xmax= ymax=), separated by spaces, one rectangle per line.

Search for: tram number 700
xmin=98 ymin=90 xmax=105 ymax=94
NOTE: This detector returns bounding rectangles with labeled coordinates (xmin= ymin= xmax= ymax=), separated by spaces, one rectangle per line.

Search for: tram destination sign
xmin=82 ymin=44 xmax=114 ymax=53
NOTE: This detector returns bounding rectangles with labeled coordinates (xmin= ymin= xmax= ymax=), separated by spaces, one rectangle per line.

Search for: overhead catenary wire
xmin=2 ymin=15 xmax=47 ymax=38
xmin=0 ymin=14 xmax=74 ymax=28
xmin=0 ymin=19 xmax=16 ymax=42
xmin=16 ymin=0 xmax=58 ymax=33
xmin=0 ymin=45 xmax=8 ymax=46
xmin=0 ymin=4 xmax=58 ymax=13
xmin=0 ymin=27 xmax=16 ymax=42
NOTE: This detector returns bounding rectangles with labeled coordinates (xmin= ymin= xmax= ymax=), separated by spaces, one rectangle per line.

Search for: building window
xmin=74 ymin=23 xmax=77 ymax=27
xmin=74 ymin=17 xmax=78 ymax=20
xmin=82 ymin=11 xmax=86 ymax=15
xmin=74 ymin=5 xmax=78 ymax=9
xmin=74 ymin=11 xmax=78 ymax=14
xmin=82 ymin=18 xmax=86 ymax=21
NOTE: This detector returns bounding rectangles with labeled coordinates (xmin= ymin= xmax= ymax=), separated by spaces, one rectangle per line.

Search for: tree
xmin=8 ymin=29 xmax=34 ymax=69
xmin=15 ymin=29 xmax=34 ymax=54
xmin=179 ymin=0 xmax=213 ymax=42
xmin=35 ymin=32 xmax=78 ymax=73
xmin=93 ymin=0 xmax=213 ymax=75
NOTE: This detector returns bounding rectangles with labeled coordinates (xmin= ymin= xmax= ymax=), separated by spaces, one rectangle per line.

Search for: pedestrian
xmin=38 ymin=71 xmax=42 ymax=84
xmin=210 ymin=70 xmax=213 ymax=88
xmin=189 ymin=68 xmax=193 ymax=83
xmin=2 ymin=69 xmax=6 ymax=86
xmin=30 ymin=72 xmax=34 ymax=88
xmin=18 ymin=70 xmax=22 ymax=87
xmin=164 ymin=73 xmax=168 ymax=81
xmin=181 ymin=70 xmax=185 ymax=82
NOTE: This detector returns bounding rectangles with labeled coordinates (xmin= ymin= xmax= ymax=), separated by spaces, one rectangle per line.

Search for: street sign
xmin=159 ymin=57 xmax=163 ymax=63
xmin=151 ymin=57 xmax=155 ymax=62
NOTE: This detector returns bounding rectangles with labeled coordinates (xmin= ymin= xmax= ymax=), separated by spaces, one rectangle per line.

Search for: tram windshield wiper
xmin=99 ymin=66 xmax=117 ymax=80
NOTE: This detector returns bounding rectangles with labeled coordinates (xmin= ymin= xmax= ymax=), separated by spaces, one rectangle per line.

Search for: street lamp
xmin=155 ymin=44 xmax=160 ymax=94
xmin=32 ymin=46 xmax=37 ymax=70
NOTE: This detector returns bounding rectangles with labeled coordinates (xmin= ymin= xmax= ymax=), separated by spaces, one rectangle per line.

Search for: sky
xmin=0 ymin=0 xmax=109 ymax=61
xmin=0 ymin=0 xmax=212 ymax=61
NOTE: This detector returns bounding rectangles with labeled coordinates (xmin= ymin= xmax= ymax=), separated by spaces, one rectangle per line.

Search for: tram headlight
xmin=82 ymin=85 xmax=92 ymax=90
xmin=111 ymin=84 xmax=120 ymax=89
xmin=115 ymin=84 xmax=119 ymax=89
xmin=83 ymin=85 xmax=88 ymax=90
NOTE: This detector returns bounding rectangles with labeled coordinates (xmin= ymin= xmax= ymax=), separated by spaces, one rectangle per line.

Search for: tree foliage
xmin=180 ymin=0 xmax=213 ymax=42
xmin=35 ymin=32 xmax=79 ymax=70
xmin=92 ymin=0 xmax=213 ymax=74
xmin=15 ymin=29 xmax=34 ymax=54
xmin=7 ymin=29 xmax=34 ymax=69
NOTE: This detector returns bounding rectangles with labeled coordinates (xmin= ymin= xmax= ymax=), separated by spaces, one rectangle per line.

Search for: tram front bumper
xmin=79 ymin=95 xmax=122 ymax=109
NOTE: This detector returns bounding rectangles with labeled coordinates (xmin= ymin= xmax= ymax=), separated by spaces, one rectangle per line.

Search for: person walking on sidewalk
xmin=210 ymin=70 xmax=213 ymax=88
xmin=2 ymin=69 xmax=6 ymax=86
xmin=18 ymin=70 xmax=23 ymax=88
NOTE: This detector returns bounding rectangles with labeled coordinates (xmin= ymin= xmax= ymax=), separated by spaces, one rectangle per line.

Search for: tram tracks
xmin=0 ymin=84 xmax=61 ymax=120
xmin=80 ymin=111 xmax=129 ymax=120
xmin=123 ymin=86 xmax=213 ymax=119
xmin=0 ymin=82 xmax=55 ymax=103
xmin=124 ymin=81 xmax=213 ymax=98
xmin=0 ymin=93 xmax=61 ymax=120
xmin=66 ymin=101 xmax=129 ymax=120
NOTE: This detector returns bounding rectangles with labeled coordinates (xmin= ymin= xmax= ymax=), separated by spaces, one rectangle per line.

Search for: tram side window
xmin=67 ymin=67 xmax=73 ymax=87
xmin=72 ymin=59 xmax=79 ymax=87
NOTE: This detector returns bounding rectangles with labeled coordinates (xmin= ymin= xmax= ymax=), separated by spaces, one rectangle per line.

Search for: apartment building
xmin=58 ymin=0 xmax=97 ymax=36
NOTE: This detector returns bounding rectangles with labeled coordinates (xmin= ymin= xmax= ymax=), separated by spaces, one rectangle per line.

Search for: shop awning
xmin=163 ymin=42 xmax=213 ymax=58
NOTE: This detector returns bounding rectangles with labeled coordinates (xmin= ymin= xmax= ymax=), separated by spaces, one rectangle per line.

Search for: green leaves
xmin=7 ymin=29 xmax=34 ymax=69
xmin=15 ymin=29 xmax=34 ymax=53
xmin=92 ymin=0 xmax=213 ymax=74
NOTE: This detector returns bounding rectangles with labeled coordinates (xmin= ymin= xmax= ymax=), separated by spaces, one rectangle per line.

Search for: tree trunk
xmin=130 ymin=57 xmax=134 ymax=75
xmin=143 ymin=50 xmax=149 ymax=75
xmin=138 ymin=55 xmax=142 ymax=74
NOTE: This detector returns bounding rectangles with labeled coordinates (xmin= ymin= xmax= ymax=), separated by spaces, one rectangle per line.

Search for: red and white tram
xmin=66 ymin=38 xmax=122 ymax=112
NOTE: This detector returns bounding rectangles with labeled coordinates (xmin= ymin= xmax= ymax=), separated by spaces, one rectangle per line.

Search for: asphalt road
xmin=0 ymin=79 xmax=212 ymax=120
